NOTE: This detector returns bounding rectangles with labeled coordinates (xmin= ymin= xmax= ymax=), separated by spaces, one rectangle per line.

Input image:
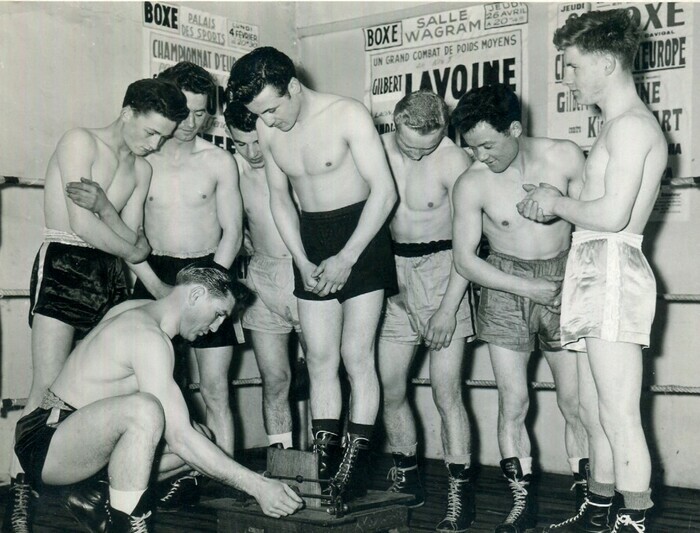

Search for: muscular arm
xmin=452 ymin=174 xmax=557 ymax=304
xmin=551 ymin=118 xmax=655 ymax=231
xmin=260 ymin=124 xmax=317 ymax=290
xmin=132 ymin=332 xmax=301 ymax=516
xmin=57 ymin=130 xmax=149 ymax=262
xmin=213 ymin=153 xmax=243 ymax=269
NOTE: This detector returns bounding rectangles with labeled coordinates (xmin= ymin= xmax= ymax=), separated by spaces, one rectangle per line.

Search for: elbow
xmin=68 ymin=217 xmax=91 ymax=241
xmin=600 ymin=212 xmax=631 ymax=233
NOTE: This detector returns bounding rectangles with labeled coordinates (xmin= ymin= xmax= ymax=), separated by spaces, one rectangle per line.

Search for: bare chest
xmin=147 ymin=159 xmax=217 ymax=209
xmin=270 ymin=128 xmax=348 ymax=178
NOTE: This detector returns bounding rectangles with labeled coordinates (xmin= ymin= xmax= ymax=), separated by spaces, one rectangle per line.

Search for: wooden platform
xmin=1 ymin=450 xmax=698 ymax=531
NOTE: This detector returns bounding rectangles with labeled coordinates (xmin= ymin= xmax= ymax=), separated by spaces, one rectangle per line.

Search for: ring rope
xmin=3 ymin=175 xmax=700 ymax=188
xmin=1 ymin=288 xmax=699 ymax=302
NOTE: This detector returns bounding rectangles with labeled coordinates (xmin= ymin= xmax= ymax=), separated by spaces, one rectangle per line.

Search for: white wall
xmin=1 ymin=1 xmax=699 ymax=490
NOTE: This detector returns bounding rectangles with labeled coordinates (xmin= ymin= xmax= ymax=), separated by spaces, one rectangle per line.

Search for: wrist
xmin=338 ymin=248 xmax=359 ymax=266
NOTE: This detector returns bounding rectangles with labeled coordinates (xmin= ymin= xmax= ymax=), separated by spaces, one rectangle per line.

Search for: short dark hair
xmin=176 ymin=264 xmax=253 ymax=309
xmin=394 ymin=90 xmax=449 ymax=135
xmin=226 ymin=47 xmax=296 ymax=105
xmin=224 ymin=101 xmax=258 ymax=133
xmin=451 ymin=83 xmax=521 ymax=135
xmin=553 ymin=9 xmax=641 ymax=71
xmin=122 ymin=78 xmax=189 ymax=123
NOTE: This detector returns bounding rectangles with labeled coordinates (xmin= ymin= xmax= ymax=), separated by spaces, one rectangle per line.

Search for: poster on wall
xmin=142 ymin=1 xmax=259 ymax=152
xmin=547 ymin=2 xmax=692 ymax=221
xmin=363 ymin=3 xmax=529 ymax=146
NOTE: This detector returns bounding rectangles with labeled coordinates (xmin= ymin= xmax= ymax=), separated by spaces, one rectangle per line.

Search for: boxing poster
xmin=142 ymin=1 xmax=259 ymax=153
xmin=363 ymin=3 xmax=529 ymax=147
xmin=547 ymin=2 xmax=693 ymax=221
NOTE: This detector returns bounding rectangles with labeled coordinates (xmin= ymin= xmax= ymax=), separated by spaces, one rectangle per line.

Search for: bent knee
xmin=130 ymin=393 xmax=165 ymax=433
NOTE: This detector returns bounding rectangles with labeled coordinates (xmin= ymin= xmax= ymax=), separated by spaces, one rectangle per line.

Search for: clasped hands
xmin=516 ymin=182 xmax=564 ymax=223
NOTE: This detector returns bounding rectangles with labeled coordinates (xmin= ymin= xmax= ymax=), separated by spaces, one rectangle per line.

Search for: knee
xmin=499 ymin=390 xmax=529 ymax=422
xmin=130 ymin=393 xmax=165 ymax=436
xmin=340 ymin=346 xmax=374 ymax=377
xmin=382 ymin=378 xmax=408 ymax=407
xmin=431 ymin=380 xmax=462 ymax=413
xmin=261 ymin=368 xmax=291 ymax=397
xmin=555 ymin=392 xmax=581 ymax=424
xmin=199 ymin=375 xmax=231 ymax=407
xmin=598 ymin=402 xmax=641 ymax=434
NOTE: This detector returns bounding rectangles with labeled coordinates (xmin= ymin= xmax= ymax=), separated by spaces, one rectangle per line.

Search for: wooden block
xmin=267 ymin=447 xmax=322 ymax=508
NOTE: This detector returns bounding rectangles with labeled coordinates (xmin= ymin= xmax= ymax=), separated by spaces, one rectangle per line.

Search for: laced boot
xmin=2 ymin=474 xmax=35 ymax=533
xmin=63 ymin=475 xmax=110 ymax=533
xmin=386 ymin=453 xmax=424 ymax=508
xmin=157 ymin=471 xmax=201 ymax=511
xmin=329 ymin=433 xmax=370 ymax=501
xmin=106 ymin=493 xmax=152 ymax=533
xmin=495 ymin=458 xmax=537 ymax=532
xmin=435 ymin=464 xmax=476 ymax=533
xmin=573 ymin=459 xmax=590 ymax=511
xmin=544 ymin=492 xmax=613 ymax=532
xmin=312 ymin=430 xmax=341 ymax=488
xmin=610 ymin=509 xmax=647 ymax=533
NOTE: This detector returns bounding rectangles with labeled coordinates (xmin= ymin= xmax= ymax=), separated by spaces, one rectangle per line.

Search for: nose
xmin=261 ymin=114 xmax=275 ymax=127
xmin=473 ymin=147 xmax=488 ymax=162
xmin=149 ymin=137 xmax=161 ymax=150
xmin=249 ymin=143 xmax=262 ymax=159
xmin=209 ymin=316 xmax=225 ymax=333
xmin=186 ymin=111 xmax=196 ymax=128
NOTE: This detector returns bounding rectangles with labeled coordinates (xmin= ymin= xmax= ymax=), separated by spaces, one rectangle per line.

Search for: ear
xmin=288 ymin=77 xmax=301 ymax=95
xmin=187 ymin=285 xmax=206 ymax=306
xmin=603 ymin=53 xmax=616 ymax=76
xmin=508 ymin=121 xmax=523 ymax=138
xmin=120 ymin=106 xmax=134 ymax=122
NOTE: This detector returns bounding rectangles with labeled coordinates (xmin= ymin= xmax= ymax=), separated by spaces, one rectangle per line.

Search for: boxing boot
xmin=435 ymin=463 xmax=476 ymax=533
xmin=329 ymin=432 xmax=371 ymax=501
xmin=312 ymin=429 xmax=341 ymax=487
xmin=495 ymin=458 xmax=537 ymax=532
xmin=157 ymin=471 xmax=201 ymax=511
xmin=63 ymin=476 xmax=110 ymax=533
xmin=572 ymin=459 xmax=590 ymax=512
xmin=610 ymin=508 xmax=647 ymax=533
xmin=386 ymin=452 xmax=424 ymax=508
xmin=544 ymin=492 xmax=613 ymax=532
xmin=106 ymin=493 xmax=152 ymax=533
xmin=2 ymin=474 xmax=35 ymax=533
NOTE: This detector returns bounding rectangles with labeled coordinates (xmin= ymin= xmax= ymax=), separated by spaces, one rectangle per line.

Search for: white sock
xmin=519 ymin=457 xmax=533 ymax=476
xmin=268 ymin=432 xmax=293 ymax=449
xmin=109 ymin=487 xmax=146 ymax=515
xmin=569 ymin=457 xmax=583 ymax=474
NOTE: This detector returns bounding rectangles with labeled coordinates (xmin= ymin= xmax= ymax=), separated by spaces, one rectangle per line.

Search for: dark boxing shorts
xmin=15 ymin=390 xmax=76 ymax=488
xmin=131 ymin=251 xmax=242 ymax=348
xmin=29 ymin=231 xmax=129 ymax=340
xmin=293 ymin=201 xmax=398 ymax=303
xmin=477 ymin=249 xmax=568 ymax=353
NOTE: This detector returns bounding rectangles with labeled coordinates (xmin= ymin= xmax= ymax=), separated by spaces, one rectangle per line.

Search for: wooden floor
xmin=1 ymin=449 xmax=698 ymax=532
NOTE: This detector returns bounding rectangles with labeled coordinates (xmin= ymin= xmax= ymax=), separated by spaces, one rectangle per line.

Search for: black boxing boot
xmin=311 ymin=420 xmax=341 ymax=489
xmin=2 ymin=474 xmax=35 ymax=533
xmin=572 ymin=459 xmax=590 ymax=512
xmin=329 ymin=432 xmax=371 ymax=501
xmin=435 ymin=463 xmax=476 ymax=533
xmin=63 ymin=474 xmax=110 ymax=533
xmin=544 ymin=492 xmax=613 ymax=532
xmin=610 ymin=508 xmax=647 ymax=533
xmin=495 ymin=458 xmax=537 ymax=532
xmin=157 ymin=471 xmax=202 ymax=511
xmin=106 ymin=492 xmax=152 ymax=533
xmin=386 ymin=453 xmax=424 ymax=508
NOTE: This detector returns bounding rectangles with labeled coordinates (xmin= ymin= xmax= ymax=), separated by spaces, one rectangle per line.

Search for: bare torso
xmin=51 ymin=301 xmax=169 ymax=408
xmin=44 ymin=128 xmax=141 ymax=232
xmin=383 ymin=133 xmax=469 ymax=243
xmin=265 ymin=94 xmax=370 ymax=212
xmin=235 ymin=154 xmax=290 ymax=258
xmin=145 ymin=137 xmax=226 ymax=253
xmin=478 ymin=137 xmax=575 ymax=260
xmin=580 ymin=106 xmax=666 ymax=234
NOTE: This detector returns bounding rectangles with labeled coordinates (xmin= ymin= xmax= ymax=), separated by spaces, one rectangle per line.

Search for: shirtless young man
xmin=376 ymin=90 xmax=476 ymax=531
xmin=224 ymin=102 xmax=306 ymax=450
xmin=13 ymin=265 xmax=303 ymax=533
xmin=519 ymin=10 xmax=666 ymax=532
xmin=451 ymin=83 xmax=589 ymax=533
xmin=3 ymin=79 xmax=188 ymax=533
xmin=227 ymin=47 xmax=398 ymax=498
xmin=66 ymin=63 xmax=244 ymax=508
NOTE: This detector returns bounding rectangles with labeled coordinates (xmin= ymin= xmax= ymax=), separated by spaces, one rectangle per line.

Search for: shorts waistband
xmin=572 ymin=230 xmax=643 ymax=249
xmin=39 ymin=390 xmax=76 ymax=411
xmin=44 ymin=228 xmax=93 ymax=249
xmin=300 ymin=200 xmax=366 ymax=221
xmin=393 ymin=240 xmax=452 ymax=257
xmin=151 ymin=247 xmax=217 ymax=258
xmin=488 ymin=248 xmax=569 ymax=264
xmin=252 ymin=251 xmax=293 ymax=262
